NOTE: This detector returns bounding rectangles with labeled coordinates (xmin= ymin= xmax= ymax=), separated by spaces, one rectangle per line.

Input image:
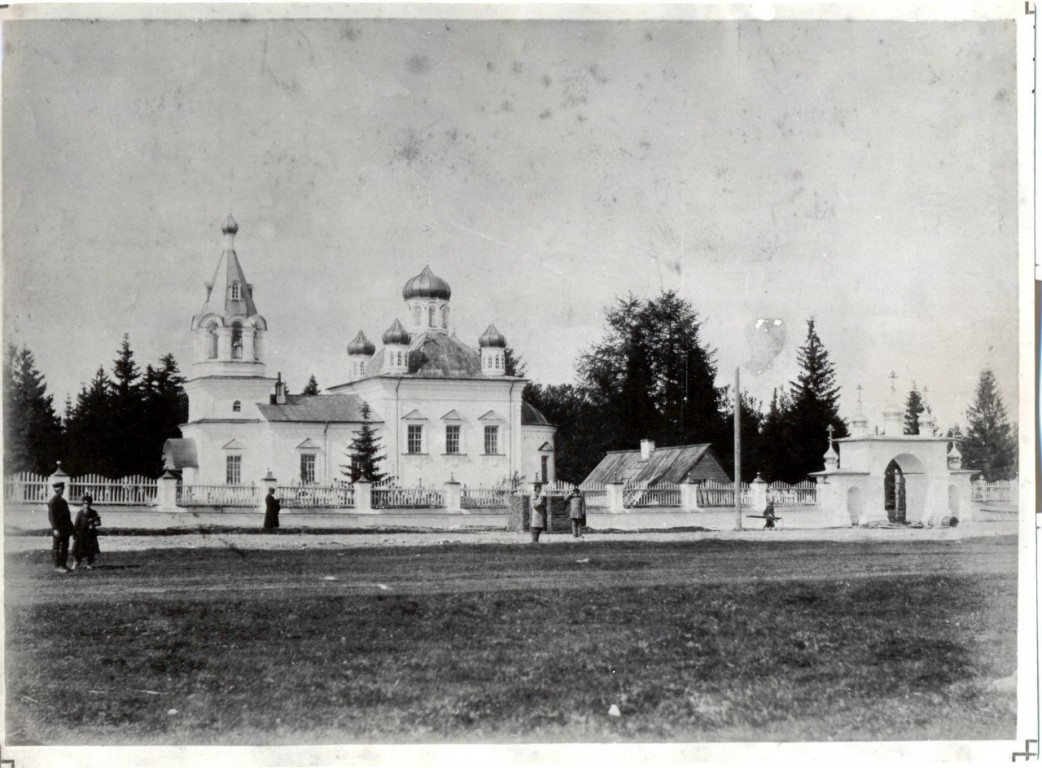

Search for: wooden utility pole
xmin=734 ymin=366 xmax=742 ymax=531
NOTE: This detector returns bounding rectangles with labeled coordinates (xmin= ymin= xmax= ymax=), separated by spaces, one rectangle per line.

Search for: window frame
xmin=483 ymin=424 xmax=499 ymax=455
xmin=225 ymin=454 xmax=242 ymax=485
xmin=407 ymin=424 xmax=424 ymax=455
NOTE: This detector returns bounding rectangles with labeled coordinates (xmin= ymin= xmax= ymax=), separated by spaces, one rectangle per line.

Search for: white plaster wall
xmin=184 ymin=376 xmax=275 ymax=422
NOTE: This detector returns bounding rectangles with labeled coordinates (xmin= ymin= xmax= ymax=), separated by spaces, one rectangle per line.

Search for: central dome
xmin=403 ymin=265 xmax=451 ymax=300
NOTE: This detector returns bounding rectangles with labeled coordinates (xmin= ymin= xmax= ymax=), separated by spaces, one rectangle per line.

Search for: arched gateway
xmin=811 ymin=397 xmax=976 ymax=527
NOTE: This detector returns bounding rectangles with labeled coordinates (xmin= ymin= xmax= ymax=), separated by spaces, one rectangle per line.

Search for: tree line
xmin=4 ymin=335 xmax=188 ymax=478
xmin=4 ymin=296 xmax=1018 ymax=484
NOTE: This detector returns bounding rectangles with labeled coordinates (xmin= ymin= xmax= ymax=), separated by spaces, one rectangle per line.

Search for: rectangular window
xmin=445 ymin=424 xmax=461 ymax=454
xmin=226 ymin=455 xmax=242 ymax=485
xmin=541 ymin=455 xmax=549 ymax=483
xmin=300 ymin=454 xmax=316 ymax=484
xmin=407 ymin=424 xmax=423 ymax=454
xmin=484 ymin=425 xmax=499 ymax=455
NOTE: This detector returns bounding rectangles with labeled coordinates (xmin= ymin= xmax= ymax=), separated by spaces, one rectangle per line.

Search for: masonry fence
xmin=277 ymin=483 xmax=355 ymax=509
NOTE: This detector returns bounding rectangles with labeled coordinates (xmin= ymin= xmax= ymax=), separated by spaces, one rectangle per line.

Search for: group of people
xmin=528 ymin=483 xmax=587 ymax=543
xmin=46 ymin=481 xmax=102 ymax=574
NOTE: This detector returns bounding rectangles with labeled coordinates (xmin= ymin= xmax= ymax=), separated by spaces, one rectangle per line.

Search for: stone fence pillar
xmin=157 ymin=470 xmax=180 ymax=512
xmin=606 ymin=481 xmax=625 ymax=513
xmin=258 ymin=471 xmax=278 ymax=511
xmin=354 ymin=479 xmax=373 ymax=513
xmin=750 ymin=473 xmax=768 ymax=513
xmin=680 ymin=480 xmax=700 ymax=512
xmin=48 ymin=461 xmax=71 ymax=497
xmin=443 ymin=477 xmax=462 ymax=513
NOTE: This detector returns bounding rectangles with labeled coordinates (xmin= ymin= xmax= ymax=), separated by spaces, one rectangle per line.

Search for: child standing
xmin=71 ymin=494 xmax=102 ymax=570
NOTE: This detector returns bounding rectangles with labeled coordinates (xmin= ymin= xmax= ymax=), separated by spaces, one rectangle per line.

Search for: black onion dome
xmin=402 ymin=265 xmax=451 ymax=300
xmin=347 ymin=330 xmax=376 ymax=356
xmin=222 ymin=213 xmax=239 ymax=236
xmin=382 ymin=318 xmax=411 ymax=345
xmin=478 ymin=323 xmax=507 ymax=348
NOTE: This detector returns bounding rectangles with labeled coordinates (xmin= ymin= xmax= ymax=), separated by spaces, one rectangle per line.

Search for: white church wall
xmin=184 ymin=377 xmax=274 ymax=422
xmin=180 ymin=421 xmax=268 ymax=487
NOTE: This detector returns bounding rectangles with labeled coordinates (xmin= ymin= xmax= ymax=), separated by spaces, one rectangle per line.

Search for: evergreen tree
xmin=524 ymin=382 xmax=599 ymax=482
xmin=903 ymin=383 xmax=925 ymax=435
xmin=784 ymin=319 xmax=848 ymax=481
xmin=960 ymin=368 xmax=1017 ymax=480
xmin=141 ymin=354 xmax=189 ymax=476
xmin=718 ymin=388 xmax=765 ymax=482
xmin=3 ymin=345 xmax=63 ymax=474
xmin=301 ymin=375 xmax=320 ymax=395
xmin=108 ymin=334 xmax=147 ymax=476
xmin=343 ymin=402 xmax=387 ymax=483
xmin=64 ymin=367 xmax=117 ymax=477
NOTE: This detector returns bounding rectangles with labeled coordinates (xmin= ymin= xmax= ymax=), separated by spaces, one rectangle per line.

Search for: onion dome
xmin=382 ymin=318 xmax=411 ymax=345
xmin=478 ymin=323 xmax=507 ymax=349
xmin=347 ymin=330 xmax=376 ymax=356
xmin=222 ymin=213 xmax=239 ymax=236
xmin=402 ymin=265 xmax=451 ymax=300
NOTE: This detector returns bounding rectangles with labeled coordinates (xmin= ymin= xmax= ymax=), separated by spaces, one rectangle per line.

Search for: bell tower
xmin=184 ymin=215 xmax=276 ymax=422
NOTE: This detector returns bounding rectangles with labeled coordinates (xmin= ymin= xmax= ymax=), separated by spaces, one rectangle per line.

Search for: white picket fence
xmin=178 ymin=484 xmax=259 ymax=507
xmin=696 ymin=480 xmax=752 ymax=508
xmin=768 ymin=481 xmax=818 ymax=505
xmin=625 ymin=482 xmax=682 ymax=508
xmin=4 ymin=471 xmax=159 ymax=505
xmin=971 ymin=479 xmax=1017 ymax=502
xmin=461 ymin=486 xmax=514 ymax=509
xmin=372 ymin=483 xmax=445 ymax=509
xmin=277 ymin=483 xmax=355 ymax=509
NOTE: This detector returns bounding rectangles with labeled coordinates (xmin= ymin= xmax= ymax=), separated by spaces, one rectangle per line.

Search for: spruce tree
xmin=64 ymin=367 xmax=117 ymax=476
xmin=903 ymin=383 xmax=925 ymax=435
xmin=343 ymin=402 xmax=387 ymax=483
xmin=961 ymin=368 xmax=1017 ymax=480
xmin=109 ymin=334 xmax=147 ymax=476
xmin=301 ymin=375 xmax=320 ymax=395
xmin=3 ymin=345 xmax=63 ymax=474
xmin=141 ymin=354 xmax=189 ymax=476
xmin=785 ymin=319 xmax=847 ymax=481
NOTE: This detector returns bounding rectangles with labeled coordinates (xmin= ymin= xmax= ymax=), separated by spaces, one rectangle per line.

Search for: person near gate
xmin=529 ymin=482 xmax=547 ymax=544
xmin=47 ymin=482 xmax=74 ymax=574
xmin=263 ymin=487 xmax=281 ymax=530
xmin=566 ymin=485 xmax=587 ymax=538
xmin=71 ymin=494 xmax=102 ymax=570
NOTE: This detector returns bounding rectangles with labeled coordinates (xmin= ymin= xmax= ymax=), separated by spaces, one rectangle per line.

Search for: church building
xmin=162 ymin=216 xmax=556 ymax=489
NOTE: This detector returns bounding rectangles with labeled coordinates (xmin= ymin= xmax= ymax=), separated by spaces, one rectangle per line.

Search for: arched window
xmin=231 ymin=281 xmax=241 ymax=300
xmin=441 ymin=306 xmax=449 ymax=329
xmin=231 ymin=322 xmax=243 ymax=360
xmin=428 ymin=305 xmax=436 ymax=327
xmin=232 ymin=400 xmax=241 ymax=413
xmin=412 ymin=306 xmax=421 ymax=326
xmin=206 ymin=323 xmax=219 ymax=359
xmin=360 ymin=361 xmax=367 ymax=375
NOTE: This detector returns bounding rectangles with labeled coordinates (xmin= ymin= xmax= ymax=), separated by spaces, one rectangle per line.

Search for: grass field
xmin=5 ymin=536 xmax=1017 ymax=744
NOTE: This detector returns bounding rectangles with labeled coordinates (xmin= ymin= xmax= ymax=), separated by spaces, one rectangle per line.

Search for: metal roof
xmin=257 ymin=394 xmax=377 ymax=423
xmin=582 ymin=443 xmax=730 ymax=486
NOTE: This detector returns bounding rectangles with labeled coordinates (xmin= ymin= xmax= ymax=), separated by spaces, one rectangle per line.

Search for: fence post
xmin=444 ymin=476 xmax=462 ymax=513
xmin=680 ymin=477 xmax=701 ymax=513
xmin=750 ymin=473 xmax=768 ymax=513
xmin=156 ymin=470 xmax=180 ymax=512
xmin=606 ymin=481 xmax=625 ymax=513
xmin=259 ymin=471 xmax=277 ymax=511
xmin=355 ymin=478 xmax=373 ymax=513
xmin=48 ymin=461 xmax=71 ymax=500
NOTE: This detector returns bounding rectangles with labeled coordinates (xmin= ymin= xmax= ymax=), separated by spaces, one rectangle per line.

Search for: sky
xmin=2 ymin=11 xmax=1022 ymax=436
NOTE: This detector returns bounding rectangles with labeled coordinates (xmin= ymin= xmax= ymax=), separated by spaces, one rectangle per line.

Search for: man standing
xmin=529 ymin=482 xmax=547 ymax=544
xmin=566 ymin=485 xmax=587 ymax=538
xmin=47 ymin=482 xmax=74 ymax=573
xmin=263 ymin=488 xmax=281 ymax=530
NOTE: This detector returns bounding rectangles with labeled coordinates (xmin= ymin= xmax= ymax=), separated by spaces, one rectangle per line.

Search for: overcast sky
xmin=3 ymin=13 xmax=1021 ymax=435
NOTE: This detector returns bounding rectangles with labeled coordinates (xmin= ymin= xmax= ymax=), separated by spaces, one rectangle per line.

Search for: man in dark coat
xmin=263 ymin=488 xmax=281 ymax=530
xmin=71 ymin=493 xmax=102 ymax=570
xmin=47 ymin=482 xmax=74 ymax=573
xmin=763 ymin=500 xmax=778 ymax=530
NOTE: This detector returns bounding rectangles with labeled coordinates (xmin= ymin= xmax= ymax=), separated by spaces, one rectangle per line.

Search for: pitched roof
xmin=364 ymin=332 xmax=525 ymax=380
xmin=582 ymin=443 xmax=729 ymax=486
xmin=256 ymin=394 xmax=378 ymax=423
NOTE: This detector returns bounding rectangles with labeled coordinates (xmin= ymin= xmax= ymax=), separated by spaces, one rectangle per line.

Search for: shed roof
xmin=582 ymin=443 xmax=728 ymax=486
